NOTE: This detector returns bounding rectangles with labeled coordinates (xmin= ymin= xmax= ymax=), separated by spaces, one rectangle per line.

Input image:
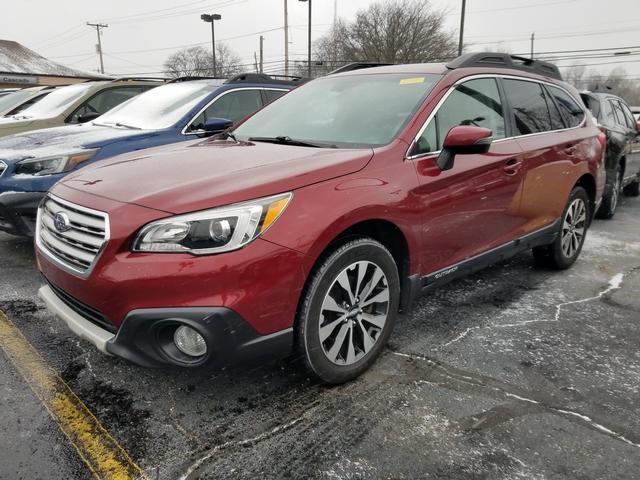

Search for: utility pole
xmin=284 ymin=0 xmax=289 ymax=76
xmin=259 ymin=36 xmax=264 ymax=74
xmin=457 ymin=0 xmax=466 ymax=57
xmin=254 ymin=52 xmax=259 ymax=73
xmin=530 ymin=32 xmax=535 ymax=59
xmin=87 ymin=22 xmax=108 ymax=74
xmin=333 ymin=0 xmax=338 ymax=28
xmin=299 ymin=0 xmax=312 ymax=77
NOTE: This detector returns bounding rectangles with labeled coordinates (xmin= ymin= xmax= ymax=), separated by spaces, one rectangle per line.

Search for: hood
xmin=0 ymin=124 xmax=159 ymax=164
xmin=60 ymin=139 xmax=374 ymax=214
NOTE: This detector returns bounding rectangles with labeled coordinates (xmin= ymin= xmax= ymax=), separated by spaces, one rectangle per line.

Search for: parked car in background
xmin=0 ymin=78 xmax=163 ymax=139
xmin=631 ymin=106 xmax=640 ymax=122
xmin=36 ymin=54 xmax=604 ymax=384
xmin=0 ymin=86 xmax=55 ymax=117
xmin=0 ymin=74 xmax=298 ymax=236
xmin=0 ymin=88 xmax=19 ymax=98
xmin=581 ymin=91 xmax=640 ymax=218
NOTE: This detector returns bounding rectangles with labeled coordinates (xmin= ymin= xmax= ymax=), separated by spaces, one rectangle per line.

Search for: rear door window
xmin=413 ymin=78 xmax=506 ymax=155
xmin=546 ymin=86 xmax=585 ymax=128
xmin=619 ymin=101 xmax=637 ymax=129
xmin=609 ymin=100 xmax=627 ymax=128
xmin=503 ymin=79 xmax=551 ymax=135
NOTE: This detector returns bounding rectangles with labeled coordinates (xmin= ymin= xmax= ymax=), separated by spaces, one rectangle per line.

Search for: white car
xmin=0 ymin=86 xmax=55 ymax=117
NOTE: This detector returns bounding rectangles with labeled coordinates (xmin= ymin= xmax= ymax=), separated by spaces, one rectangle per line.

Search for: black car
xmin=581 ymin=91 xmax=640 ymax=218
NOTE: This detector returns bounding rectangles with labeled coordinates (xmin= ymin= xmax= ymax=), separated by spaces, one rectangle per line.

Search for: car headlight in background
xmin=133 ymin=192 xmax=292 ymax=255
xmin=14 ymin=149 xmax=99 ymax=176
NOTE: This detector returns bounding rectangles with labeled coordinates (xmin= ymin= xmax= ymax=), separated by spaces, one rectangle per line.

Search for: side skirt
xmin=419 ymin=220 xmax=560 ymax=294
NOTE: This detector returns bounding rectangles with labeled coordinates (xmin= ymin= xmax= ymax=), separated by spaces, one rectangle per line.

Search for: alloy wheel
xmin=319 ymin=261 xmax=389 ymax=366
xmin=561 ymin=198 xmax=587 ymax=258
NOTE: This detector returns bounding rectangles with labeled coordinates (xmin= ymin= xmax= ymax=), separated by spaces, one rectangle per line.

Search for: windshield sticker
xmin=399 ymin=77 xmax=425 ymax=85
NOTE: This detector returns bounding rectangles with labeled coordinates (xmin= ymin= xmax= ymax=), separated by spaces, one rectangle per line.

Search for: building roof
xmin=0 ymin=39 xmax=109 ymax=79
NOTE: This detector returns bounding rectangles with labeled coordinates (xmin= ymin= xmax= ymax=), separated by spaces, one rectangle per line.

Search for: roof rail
xmin=445 ymin=52 xmax=562 ymax=80
xmin=225 ymin=72 xmax=309 ymax=86
xmin=328 ymin=62 xmax=394 ymax=75
xmin=168 ymin=76 xmax=226 ymax=83
xmin=110 ymin=76 xmax=169 ymax=83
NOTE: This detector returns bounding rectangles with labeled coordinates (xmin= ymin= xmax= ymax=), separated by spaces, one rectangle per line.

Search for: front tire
xmin=296 ymin=238 xmax=400 ymax=384
xmin=533 ymin=186 xmax=589 ymax=270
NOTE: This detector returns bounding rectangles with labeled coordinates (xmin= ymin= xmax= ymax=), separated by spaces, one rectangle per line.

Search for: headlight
xmin=133 ymin=192 xmax=292 ymax=255
xmin=14 ymin=149 xmax=99 ymax=176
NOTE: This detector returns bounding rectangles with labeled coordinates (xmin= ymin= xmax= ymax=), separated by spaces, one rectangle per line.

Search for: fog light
xmin=174 ymin=326 xmax=207 ymax=357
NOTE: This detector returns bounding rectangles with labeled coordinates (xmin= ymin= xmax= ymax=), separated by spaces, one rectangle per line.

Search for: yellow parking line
xmin=0 ymin=310 xmax=147 ymax=480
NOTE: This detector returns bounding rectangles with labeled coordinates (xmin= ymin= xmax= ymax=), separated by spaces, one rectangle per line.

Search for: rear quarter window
xmin=580 ymin=94 xmax=600 ymax=120
xmin=547 ymin=86 xmax=585 ymax=128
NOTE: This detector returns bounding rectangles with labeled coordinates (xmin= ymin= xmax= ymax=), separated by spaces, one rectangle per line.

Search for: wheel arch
xmin=298 ymin=218 xmax=416 ymax=318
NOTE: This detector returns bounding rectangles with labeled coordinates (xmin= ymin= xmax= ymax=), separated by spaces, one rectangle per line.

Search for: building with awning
xmin=0 ymin=39 xmax=110 ymax=88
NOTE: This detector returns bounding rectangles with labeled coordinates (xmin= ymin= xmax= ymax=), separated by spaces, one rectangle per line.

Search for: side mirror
xmin=77 ymin=112 xmax=101 ymax=123
xmin=203 ymin=117 xmax=233 ymax=134
xmin=437 ymin=125 xmax=493 ymax=171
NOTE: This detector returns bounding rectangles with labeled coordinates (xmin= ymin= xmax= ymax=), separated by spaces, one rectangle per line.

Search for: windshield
xmin=0 ymin=89 xmax=38 ymax=113
xmin=95 ymin=81 xmax=224 ymax=130
xmin=235 ymin=73 xmax=440 ymax=148
xmin=17 ymin=83 xmax=96 ymax=118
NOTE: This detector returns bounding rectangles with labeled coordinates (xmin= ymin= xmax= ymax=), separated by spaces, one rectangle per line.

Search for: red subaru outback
xmin=36 ymin=53 xmax=605 ymax=384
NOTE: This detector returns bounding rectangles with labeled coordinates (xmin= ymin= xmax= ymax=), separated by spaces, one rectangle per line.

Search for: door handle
xmin=503 ymin=158 xmax=523 ymax=175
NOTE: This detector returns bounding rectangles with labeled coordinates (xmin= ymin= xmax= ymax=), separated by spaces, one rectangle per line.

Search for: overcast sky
xmin=3 ymin=0 xmax=639 ymax=79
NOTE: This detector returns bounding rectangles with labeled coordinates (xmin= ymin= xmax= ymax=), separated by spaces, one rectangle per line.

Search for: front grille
xmin=47 ymin=280 xmax=117 ymax=333
xmin=0 ymin=161 xmax=6 ymax=177
xmin=37 ymin=195 xmax=109 ymax=276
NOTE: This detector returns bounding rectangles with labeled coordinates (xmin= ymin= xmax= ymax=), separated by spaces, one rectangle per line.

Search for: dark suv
xmin=581 ymin=91 xmax=640 ymax=218
xmin=36 ymin=53 xmax=605 ymax=384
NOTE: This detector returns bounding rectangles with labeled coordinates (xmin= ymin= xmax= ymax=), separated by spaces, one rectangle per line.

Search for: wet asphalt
xmin=1 ymin=190 xmax=640 ymax=479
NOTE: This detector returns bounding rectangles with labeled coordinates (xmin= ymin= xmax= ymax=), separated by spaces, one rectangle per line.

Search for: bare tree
xmin=164 ymin=43 xmax=242 ymax=78
xmin=308 ymin=0 xmax=457 ymax=76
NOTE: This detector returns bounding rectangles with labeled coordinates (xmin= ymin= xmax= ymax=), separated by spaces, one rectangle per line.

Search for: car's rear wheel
xmin=596 ymin=166 xmax=622 ymax=219
xmin=533 ymin=186 xmax=589 ymax=270
xmin=296 ymin=238 xmax=400 ymax=384
xmin=623 ymin=177 xmax=640 ymax=197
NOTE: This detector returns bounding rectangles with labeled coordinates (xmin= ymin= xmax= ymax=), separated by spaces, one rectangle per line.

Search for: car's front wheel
xmin=296 ymin=238 xmax=400 ymax=384
xmin=533 ymin=186 xmax=590 ymax=270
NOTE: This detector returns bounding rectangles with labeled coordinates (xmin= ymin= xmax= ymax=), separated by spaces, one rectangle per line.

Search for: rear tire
xmin=533 ymin=186 xmax=589 ymax=270
xmin=296 ymin=238 xmax=400 ymax=384
xmin=623 ymin=177 xmax=640 ymax=197
xmin=596 ymin=166 xmax=622 ymax=219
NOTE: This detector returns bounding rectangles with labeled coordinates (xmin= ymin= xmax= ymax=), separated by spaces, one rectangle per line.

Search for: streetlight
xmin=201 ymin=13 xmax=222 ymax=76
xmin=298 ymin=0 xmax=312 ymax=77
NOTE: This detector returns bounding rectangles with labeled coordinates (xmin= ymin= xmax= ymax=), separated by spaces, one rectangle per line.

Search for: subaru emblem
xmin=53 ymin=212 xmax=71 ymax=233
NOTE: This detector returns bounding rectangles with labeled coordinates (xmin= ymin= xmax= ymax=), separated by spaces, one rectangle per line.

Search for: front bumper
xmin=39 ymin=284 xmax=293 ymax=368
xmin=0 ymin=191 xmax=45 ymax=236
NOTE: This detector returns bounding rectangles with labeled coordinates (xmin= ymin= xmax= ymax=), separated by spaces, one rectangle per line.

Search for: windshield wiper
xmin=114 ymin=122 xmax=141 ymax=130
xmin=248 ymin=136 xmax=332 ymax=148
